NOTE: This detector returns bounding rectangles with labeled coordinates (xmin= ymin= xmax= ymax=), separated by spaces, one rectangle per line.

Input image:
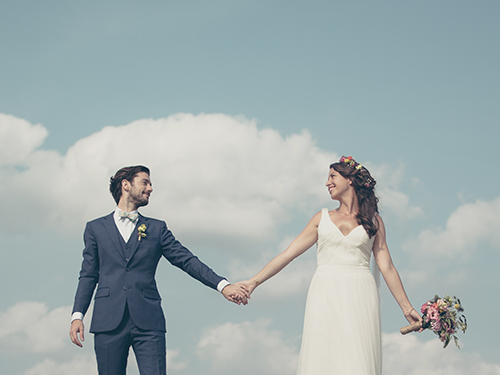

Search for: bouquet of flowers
xmin=400 ymin=295 xmax=467 ymax=349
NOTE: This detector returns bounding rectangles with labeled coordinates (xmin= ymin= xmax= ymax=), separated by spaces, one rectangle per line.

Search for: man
xmin=70 ymin=165 xmax=248 ymax=375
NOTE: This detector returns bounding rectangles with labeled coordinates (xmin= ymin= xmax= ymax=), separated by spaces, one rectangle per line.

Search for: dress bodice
xmin=317 ymin=208 xmax=375 ymax=268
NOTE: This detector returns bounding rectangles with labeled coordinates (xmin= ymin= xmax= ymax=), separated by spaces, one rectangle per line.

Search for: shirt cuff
xmin=217 ymin=279 xmax=230 ymax=293
xmin=71 ymin=312 xmax=84 ymax=323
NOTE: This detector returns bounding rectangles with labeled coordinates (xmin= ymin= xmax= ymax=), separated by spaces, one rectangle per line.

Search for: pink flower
xmin=421 ymin=302 xmax=429 ymax=314
xmin=427 ymin=306 xmax=439 ymax=321
xmin=437 ymin=299 xmax=448 ymax=312
xmin=431 ymin=320 xmax=442 ymax=332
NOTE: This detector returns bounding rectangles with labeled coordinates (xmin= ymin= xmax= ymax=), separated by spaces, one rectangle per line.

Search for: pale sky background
xmin=1 ymin=1 xmax=499 ymax=374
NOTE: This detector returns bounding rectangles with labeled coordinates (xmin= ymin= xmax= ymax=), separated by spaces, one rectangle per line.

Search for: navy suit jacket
xmin=72 ymin=213 xmax=225 ymax=333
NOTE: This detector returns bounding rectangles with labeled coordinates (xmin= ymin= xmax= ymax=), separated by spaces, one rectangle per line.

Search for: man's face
xmin=129 ymin=172 xmax=153 ymax=207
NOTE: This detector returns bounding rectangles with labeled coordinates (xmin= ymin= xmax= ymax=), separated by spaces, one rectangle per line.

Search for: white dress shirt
xmin=114 ymin=208 xmax=138 ymax=242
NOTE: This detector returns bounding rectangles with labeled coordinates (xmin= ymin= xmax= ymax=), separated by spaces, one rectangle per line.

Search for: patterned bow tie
xmin=119 ymin=210 xmax=139 ymax=223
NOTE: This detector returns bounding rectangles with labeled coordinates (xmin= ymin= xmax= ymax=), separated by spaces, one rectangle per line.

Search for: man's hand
xmin=222 ymin=283 xmax=250 ymax=305
xmin=69 ymin=319 xmax=85 ymax=347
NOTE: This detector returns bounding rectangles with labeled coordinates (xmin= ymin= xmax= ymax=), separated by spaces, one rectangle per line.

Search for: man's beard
xmin=130 ymin=189 xmax=149 ymax=207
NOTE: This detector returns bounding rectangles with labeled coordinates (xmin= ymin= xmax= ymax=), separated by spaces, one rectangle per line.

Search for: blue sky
xmin=1 ymin=1 xmax=499 ymax=374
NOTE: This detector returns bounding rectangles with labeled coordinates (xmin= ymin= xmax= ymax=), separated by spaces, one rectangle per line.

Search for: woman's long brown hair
xmin=330 ymin=162 xmax=379 ymax=238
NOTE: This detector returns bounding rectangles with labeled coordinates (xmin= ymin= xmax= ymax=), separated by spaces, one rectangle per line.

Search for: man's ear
xmin=122 ymin=179 xmax=131 ymax=192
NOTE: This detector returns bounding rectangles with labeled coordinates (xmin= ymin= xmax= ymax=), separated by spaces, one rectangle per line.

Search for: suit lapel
xmin=128 ymin=214 xmax=147 ymax=261
xmin=102 ymin=213 xmax=127 ymax=261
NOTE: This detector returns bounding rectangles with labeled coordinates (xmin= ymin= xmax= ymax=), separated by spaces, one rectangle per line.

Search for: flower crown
xmin=339 ymin=155 xmax=374 ymax=188
xmin=340 ymin=155 xmax=363 ymax=170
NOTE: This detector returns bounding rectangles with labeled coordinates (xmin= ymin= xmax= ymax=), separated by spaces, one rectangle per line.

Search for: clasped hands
xmin=221 ymin=280 xmax=257 ymax=305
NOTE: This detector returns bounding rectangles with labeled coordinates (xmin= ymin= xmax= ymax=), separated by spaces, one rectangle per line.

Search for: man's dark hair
xmin=109 ymin=165 xmax=150 ymax=204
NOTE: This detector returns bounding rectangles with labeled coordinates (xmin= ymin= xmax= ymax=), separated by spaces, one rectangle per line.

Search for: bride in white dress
xmin=240 ymin=156 xmax=422 ymax=375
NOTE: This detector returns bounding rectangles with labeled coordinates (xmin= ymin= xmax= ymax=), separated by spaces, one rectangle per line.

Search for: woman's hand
xmin=235 ymin=280 xmax=258 ymax=297
xmin=404 ymin=308 xmax=423 ymax=332
xmin=222 ymin=283 xmax=250 ymax=305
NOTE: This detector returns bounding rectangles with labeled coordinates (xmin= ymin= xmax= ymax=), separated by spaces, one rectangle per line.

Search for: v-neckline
xmin=326 ymin=212 xmax=362 ymax=237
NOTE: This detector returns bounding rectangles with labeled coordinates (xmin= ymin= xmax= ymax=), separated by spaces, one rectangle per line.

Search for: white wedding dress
xmin=296 ymin=208 xmax=381 ymax=375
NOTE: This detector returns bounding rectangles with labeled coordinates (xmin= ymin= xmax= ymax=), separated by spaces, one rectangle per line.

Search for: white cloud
xmin=0 ymin=113 xmax=334 ymax=243
xmin=25 ymin=355 xmax=97 ymax=375
xmin=403 ymin=197 xmax=500 ymax=257
xmin=167 ymin=349 xmax=188 ymax=371
xmin=21 ymin=340 xmax=185 ymax=375
xmin=0 ymin=113 xmax=422 ymax=253
xmin=382 ymin=332 xmax=500 ymax=375
xmin=197 ymin=319 xmax=299 ymax=375
xmin=0 ymin=302 xmax=70 ymax=354
xmin=196 ymin=321 xmax=500 ymax=375
xmin=0 ymin=114 xmax=48 ymax=166
xmin=368 ymin=162 xmax=424 ymax=220
xmin=378 ymin=187 xmax=424 ymax=220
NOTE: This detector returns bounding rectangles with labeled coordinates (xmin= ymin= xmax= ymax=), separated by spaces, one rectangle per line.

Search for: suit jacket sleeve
xmin=72 ymin=222 xmax=100 ymax=315
xmin=160 ymin=221 xmax=225 ymax=290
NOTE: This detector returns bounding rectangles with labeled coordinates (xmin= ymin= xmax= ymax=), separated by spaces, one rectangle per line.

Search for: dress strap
xmin=320 ymin=208 xmax=330 ymax=225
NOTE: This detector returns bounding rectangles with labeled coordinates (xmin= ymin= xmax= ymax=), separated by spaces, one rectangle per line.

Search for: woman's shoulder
xmin=309 ymin=208 xmax=328 ymax=226
xmin=373 ymin=213 xmax=386 ymax=230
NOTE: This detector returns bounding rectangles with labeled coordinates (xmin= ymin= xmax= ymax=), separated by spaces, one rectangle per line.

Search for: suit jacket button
xmin=126 ymin=268 xmax=130 ymax=272
xmin=123 ymin=286 xmax=127 ymax=291
xmin=125 ymin=258 xmax=129 ymax=262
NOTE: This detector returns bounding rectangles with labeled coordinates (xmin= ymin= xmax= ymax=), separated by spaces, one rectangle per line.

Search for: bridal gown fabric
xmin=296 ymin=208 xmax=381 ymax=375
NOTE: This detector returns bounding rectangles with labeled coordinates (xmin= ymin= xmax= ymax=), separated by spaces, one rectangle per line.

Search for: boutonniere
xmin=137 ymin=224 xmax=147 ymax=241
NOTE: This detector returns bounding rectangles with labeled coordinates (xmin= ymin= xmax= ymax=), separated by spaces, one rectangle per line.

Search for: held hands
xmin=222 ymin=279 xmax=258 ymax=305
xmin=69 ymin=319 xmax=85 ymax=347
xmin=222 ymin=283 xmax=251 ymax=305
xmin=236 ymin=280 xmax=258 ymax=296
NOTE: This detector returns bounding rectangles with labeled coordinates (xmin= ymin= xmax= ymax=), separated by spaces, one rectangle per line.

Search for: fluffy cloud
xmin=0 ymin=112 xmax=422 ymax=252
xmin=0 ymin=299 xmax=186 ymax=374
xmin=368 ymin=162 xmax=423 ymax=220
xmin=196 ymin=319 xmax=500 ymax=375
xmin=197 ymin=319 xmax=299 ymax=375
xmin=21 ymin=342 xmax=186 ymax=375
xmin=25 ymin=355 xmax=97 ymax=375
xmin=383 ymin=332 xmax=500 ymax=375
xmin=0 ymin=113 xmax=334 ymax=242
xmin=24 ymin=351 xmax=186 ymax=375
xmin=0 ymin=302 xmax=70 ymax=354
xmin=403 ymin=197 xmax=500 ymax=257
xmin=167 ymin=349 xmax=188 ymax=371
xmin=0 ymin=114 xmax=48 ymax=166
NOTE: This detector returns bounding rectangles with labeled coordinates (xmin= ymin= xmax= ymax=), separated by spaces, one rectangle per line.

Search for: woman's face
xmin=325 ymin=168 xmax=351 ymax=199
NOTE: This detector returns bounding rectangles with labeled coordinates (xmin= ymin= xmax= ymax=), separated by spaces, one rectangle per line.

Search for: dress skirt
xmin=296 ymin=265 xmax=381 ymax=375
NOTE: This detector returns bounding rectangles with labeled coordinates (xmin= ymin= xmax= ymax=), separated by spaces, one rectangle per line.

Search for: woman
xmin=240 ymin=156 xmax=422 ymax=374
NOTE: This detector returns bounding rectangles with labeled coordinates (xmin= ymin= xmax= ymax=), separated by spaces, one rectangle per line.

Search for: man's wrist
xmin=71 ymin=312 xmax=84 ymax=323
xmin=217 ymin=279 xmax=230 ymax=293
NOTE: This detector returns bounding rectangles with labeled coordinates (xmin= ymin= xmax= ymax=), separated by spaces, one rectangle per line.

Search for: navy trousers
xmin=94 ymin=305 xmax=166 ymax=375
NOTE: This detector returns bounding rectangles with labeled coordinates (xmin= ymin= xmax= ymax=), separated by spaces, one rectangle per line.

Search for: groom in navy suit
xmin=70 ymin=165 xmax=248 ymax=375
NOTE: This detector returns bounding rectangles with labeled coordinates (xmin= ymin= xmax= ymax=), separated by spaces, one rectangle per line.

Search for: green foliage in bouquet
xmin=420 ymin=295 xmax=467 ymax=348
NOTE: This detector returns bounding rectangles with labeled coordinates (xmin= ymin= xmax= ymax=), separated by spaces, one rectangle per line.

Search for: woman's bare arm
xmin=239 ymin=211 xmax=322 ymax=295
